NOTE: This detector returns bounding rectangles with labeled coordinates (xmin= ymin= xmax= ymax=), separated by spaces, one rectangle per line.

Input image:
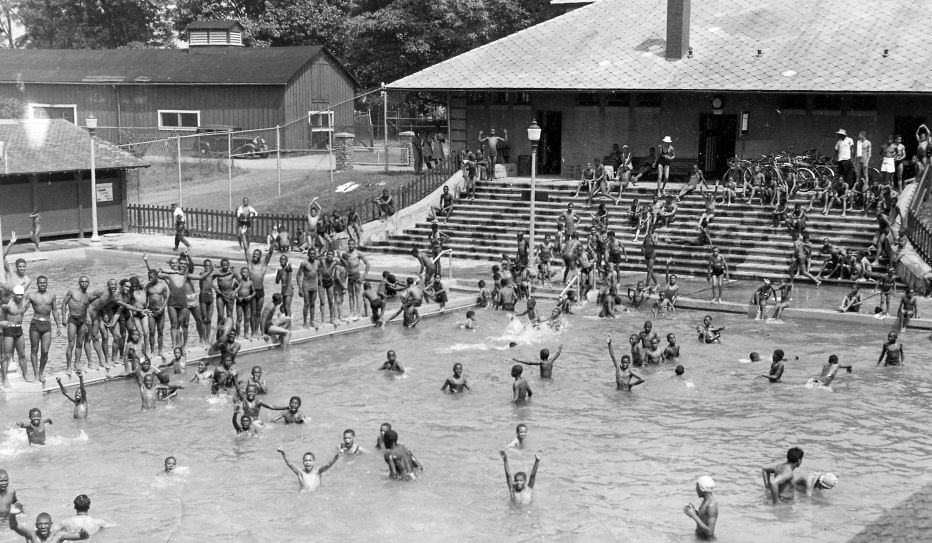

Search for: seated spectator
xmin=656 ymin=196 xmax=678 ymax=227
xmin=428 ymin=186 xmax=455 ymax=224
xmin=573 ymin=162 xmax=596 ymax=199
xmin=375 ymin=188 xmax=395 ymax=219
xmin=838 ymin=284 xmax=862 ymax=312
xmin=631 ymin=147 xmax=657 ymax=183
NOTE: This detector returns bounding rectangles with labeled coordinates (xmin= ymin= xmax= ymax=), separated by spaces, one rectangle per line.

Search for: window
xmin=606 ymin=92 xmax=631 ymax=107
xmin=466 ymin=92 xmax=484 ymax=105
xmin=811 ymin=94 xmax=843 ymax=112
xmin=575 ymin=93 xmax=600 ymax=107
xmin=635 ymin=93 xmax=661 ymax=108
xmin=847 ymin=95 xmax=877 ymax=112
xmin=158 ymin=110 xmax=200 ymax=130
xmin=778 ymin=94 xmax=808 ymax=112
xmin=513 ymin=92 xmax=531 ymax=106
xmin=490 ymin=92 xmax=510 ymax=105
xmin=27 ymin=103 xmax=76 ymax=123
xmin=308 ymin=110 xmax=334 ymax=131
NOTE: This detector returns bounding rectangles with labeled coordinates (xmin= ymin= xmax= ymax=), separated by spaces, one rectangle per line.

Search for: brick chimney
xmin=665 ymin=0 xmax=691 ymax=60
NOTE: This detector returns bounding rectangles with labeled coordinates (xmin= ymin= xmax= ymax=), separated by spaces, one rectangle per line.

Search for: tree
xmin=344 ymin=0 xmax=549 ymax=88
xmin=0 ymin=0 xmax=17 ymax=47
xmin=16 ymin=0 xmax=174 ymax=49
xmin=0 ymin=96 xmax=25 ymax=119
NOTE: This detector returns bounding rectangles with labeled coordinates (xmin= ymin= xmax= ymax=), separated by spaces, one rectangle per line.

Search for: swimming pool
xmin=2 ymin=299 xmax=928 ymax=542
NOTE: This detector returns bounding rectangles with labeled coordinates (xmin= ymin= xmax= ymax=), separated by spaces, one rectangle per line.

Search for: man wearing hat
xmin=834 ymin=129 xmax=855 ymax=184
xmin=657 ymin=136 xmax=675 ymax=196
xmin=792 ymin=470 xmax=838 ymax=496
xmin=616 ymin=144 xmax=634 ymax=200
xmin=1 ymin=284 xmax=30 ymax=385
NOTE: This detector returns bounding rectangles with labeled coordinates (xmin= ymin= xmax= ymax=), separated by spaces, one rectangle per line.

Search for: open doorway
xmin=536 ymin=110 xmax=562 ymax=175
xmin=698 ymin=114 xmax=737 ymax=178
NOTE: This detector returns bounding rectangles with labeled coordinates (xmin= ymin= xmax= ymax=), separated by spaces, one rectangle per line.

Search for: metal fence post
xmin=176 ymin=136 xmax=182 ymax=206
xmin=228 ymin=131 xmax=233 ymax=211
xmin=276 ymin=125 xmax=282 ymax=197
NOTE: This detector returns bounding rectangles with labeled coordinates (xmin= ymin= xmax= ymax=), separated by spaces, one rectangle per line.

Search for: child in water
xmin=499 ymin=450 xmax=541 ymax=506
xmin=56 ymin=373 xmax=88 ymax=419
xmin=513 ymin=345 xmax=563 ymax=379
xmin=511 ymin=365 xmax=533 ymax=404
xmin=276 ymin=447 xmax=342 ymax=493
xmin=459 ymin=310 xmax=478 ymax=330
xmin=271 ymin=396 xmax=306 ymax=424
xmin=507 ymin=424 xmax=528 ymax=450
xmin=17 ymin=408 xmax=52 ymax=445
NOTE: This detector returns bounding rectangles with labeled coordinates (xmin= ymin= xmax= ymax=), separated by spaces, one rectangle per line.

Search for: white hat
xmin=696 ymin=475 xmax=716 ymax=492
xmin=662 ymin=136 xmax=673 ymax=143
xmin=837 ymin=129 xmax=847 ymax=136
xmin=12 ymin=285 xmax=25 ymax=295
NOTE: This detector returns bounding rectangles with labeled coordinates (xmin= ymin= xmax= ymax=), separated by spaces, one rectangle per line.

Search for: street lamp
xmin=85 ymin=115 xmax=100 ymax=242
xmin=527 ymin=120 xmax=542 ymax=256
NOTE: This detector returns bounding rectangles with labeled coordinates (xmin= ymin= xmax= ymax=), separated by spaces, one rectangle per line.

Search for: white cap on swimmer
xmin=696 ymin=475 xmax=716 ymax=492
xmin=12 ymin=285 xmax=24 ymax=295
xmin=817 ymin=472 xmax=837 ymax=489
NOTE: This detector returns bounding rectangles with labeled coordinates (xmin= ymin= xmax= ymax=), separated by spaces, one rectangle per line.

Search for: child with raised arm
xmin=512 ymin=345 xmax=563 ymax=379
xmin=0 ymin=469 xmax=21 ymax=525
xmin=56 ymin=373 xmax=87 ymax=419
xmin=233 ymin=378 xmax=288 ymax=423
xmin=8 ymin=506 xmax=88 ymax=542
xmin=500 ymin=450 xmax=541 ymax=506
xmin=232 ymin=404 xmax=259 ymax=437
xmin=276 ymin=447 xmax=341 ymax=493
xmin=607 ymin=336 xmax=645 ymax=390
xmin=684 ymin=476 xmax=718 ymax=540
xmin=17 ymin=408 xmax=52 ymax=445
xmin=271 ymin=396 xmax=306 ymax=424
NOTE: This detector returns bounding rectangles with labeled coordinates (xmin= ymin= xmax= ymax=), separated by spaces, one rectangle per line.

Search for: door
xmin=698 ymin=114 xmax=737 ymax=178
xmin=536 ymin=110 xmax=562 ymax=175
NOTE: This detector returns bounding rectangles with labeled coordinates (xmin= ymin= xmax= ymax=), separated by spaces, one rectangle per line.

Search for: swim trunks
xmin=3 ymin=324 xmax=23 ymax=338
xmin=348 ymin=271 xmax=361 ymax=284
xmin=186 ymin=293 xmax=198 ymax=309
xmin=253 ymin=288 xmax=265 ymax=301
xmin=502 ymin=302 xmax=516 ymax=311
xmin=68 ymin=315 xmax=85 ymax=328
xmin=321 ymin=276 xmax=334 ymax=289
xmin=881 ymin=157 xmax=895 ymax=173
xmin=199 ymin=292 xmax=214 ymax=304
xmin=30 ymin=319 xmax=51 ymax=335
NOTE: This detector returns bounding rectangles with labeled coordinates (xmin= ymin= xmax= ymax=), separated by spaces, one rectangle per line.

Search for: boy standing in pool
xmin=684 ymin=476 xmax=717 ymax=539
xmin=512 ymin=344 xmax=563 ymax=379
xmin=761 ymin=350 xmax=786 ymax=382
xmin=380 ymin=350 xmax=405 ymax=373
xmin=382 ymin=429 xmax=423 ymax=480
xmin=56 ymin=494 xmax=116 ymax=536
xmin=56 ymin=373 xmax=87 ymax=419
xmin=761 ymin=446 xmax=804 ymax=503
xmin=511 ymin=365 xmax=532 ymax=404
xmin=340 ymin=429 xmax=368 ymax=455
xmin=17 ymin=408 xmax=52 ymax=445
xmin=271 ymin=396 xmax=306 ymax=424
xmin=441 ymin=363 xmax=470 ymax=393
xmin=812 ymin=354 xmax=852 ymax=387
xmin=877 ymin=332 xmax=905 ymax=366
xmin=607 ymin=337 xmax=645 ymax=390
xmin=1 ymin=469 xmax=21 ymax=526
xmin=507 ymin=424 xmax=528 ymax=450
xmin=8 ymin=507 xmax=88 ymax=542
xmin=276 ymin=447 xmax=342 ymax=492
xmin=499 ymin=450 xmax=541 ymax=506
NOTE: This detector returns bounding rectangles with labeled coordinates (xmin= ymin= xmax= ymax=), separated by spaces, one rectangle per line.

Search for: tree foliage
xmin=0 ymin=96 xmax=25 ymax=119
xmin=15 ymin=0 xmax=174 ymax=48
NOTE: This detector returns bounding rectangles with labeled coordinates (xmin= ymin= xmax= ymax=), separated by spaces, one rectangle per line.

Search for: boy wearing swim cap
xmin=762 ymin=447 xmax=804 ymax=503
xmin=792 ymin=470 xmax=837 ymax=496
xmin=684 ymin=476 xmax=718 ymax=539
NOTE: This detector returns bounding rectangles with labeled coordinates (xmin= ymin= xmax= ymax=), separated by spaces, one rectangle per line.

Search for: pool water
xmin=2 ymin=300 xmax=929 ymax=542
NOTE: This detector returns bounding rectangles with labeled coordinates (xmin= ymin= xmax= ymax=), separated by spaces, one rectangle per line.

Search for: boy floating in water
xmin=276 ymin=447 xmax=341 ymax=493
xmin=159 ymin=456 xmax=177 ymax=476
xmin=607 ymin=337 xmax=645 ymax=390
xmin=441 ymin=363 xmax=470 ymax=393
xmin=507 ymin=424 xmax=528 ymax=450
xmin=499 ymin=449 xmax=541 ymax=506
xmin=271 ymin=396 xmax=306 ymax=424
xmin=684 ymin=476 xmax=718 ymax=540
xmin=811 ymin=354 xmax=852 ymax=387
xmin=8 ymin=506 xmax=88 ymax=542
xmin=17 ymin=408 xmax=52 ymax=445
xmin=761 ymin=446 xmax=804 ymax=504
xmin=56 ymin=373 xmax=87 ymax=419
xmin=511 ymin=365 xmax=533 ymax=404
xmin=513 ymin=345 xmax=563 ymax=379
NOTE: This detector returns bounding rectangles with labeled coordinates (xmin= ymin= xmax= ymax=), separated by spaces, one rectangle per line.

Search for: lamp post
xmin=86 ymin=116 xmax=100 ymax=242
xmin=527 ymin=120 xmax=542 ymax=255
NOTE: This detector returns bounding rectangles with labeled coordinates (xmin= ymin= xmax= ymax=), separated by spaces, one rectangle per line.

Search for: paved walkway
xmin=849 ymin=482 xmax=932 ymax=542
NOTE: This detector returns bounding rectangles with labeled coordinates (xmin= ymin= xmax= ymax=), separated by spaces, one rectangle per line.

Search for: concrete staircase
xmin=367 ymin=178 xmax=880 ymax=282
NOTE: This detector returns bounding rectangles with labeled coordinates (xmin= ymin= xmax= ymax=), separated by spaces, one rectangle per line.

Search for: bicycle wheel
xmin=796 ymin=168 xmax=817 ymax=192
xmin=815 ymin=165 xmax=835 ymax=183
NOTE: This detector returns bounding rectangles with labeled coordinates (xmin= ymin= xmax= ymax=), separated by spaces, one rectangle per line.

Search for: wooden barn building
xmin=0 ymin=21 xmax=357 ymax=150
xmin=388 ymin=0 xmax=932 ymax=178
xmin=0 ymin=119 xmax=147 ymax=237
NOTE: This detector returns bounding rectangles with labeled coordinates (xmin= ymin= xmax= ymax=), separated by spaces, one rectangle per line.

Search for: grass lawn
xmin=134 ymin=154 xmax=439 ymax=217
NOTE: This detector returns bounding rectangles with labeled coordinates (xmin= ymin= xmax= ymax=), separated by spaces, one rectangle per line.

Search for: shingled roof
xmin=0 ymin=46 xmax=330 ymax=85
xmin=0 ymin=119 xmax=147 ymax=176
xmin=389 ymin=0 xmax=932 ymax=93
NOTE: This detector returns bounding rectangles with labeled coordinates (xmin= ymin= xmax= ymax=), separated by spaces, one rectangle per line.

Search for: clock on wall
xmin=711 ymin=96 xmax=724 ymax=109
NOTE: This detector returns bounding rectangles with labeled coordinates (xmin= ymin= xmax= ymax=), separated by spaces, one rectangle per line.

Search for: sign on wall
xmin=96 ymin=183 xmax=114 ymax=203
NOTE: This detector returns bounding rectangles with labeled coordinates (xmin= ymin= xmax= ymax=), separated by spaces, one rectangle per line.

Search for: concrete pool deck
xmin=4 ymin=232 xmax=931 ymax=396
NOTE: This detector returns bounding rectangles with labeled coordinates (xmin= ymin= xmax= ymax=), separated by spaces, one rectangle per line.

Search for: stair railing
xmin=905 ymin=165 xmax=932 ymax=265
xmin=432 ymin=248 xmax=454 ymax=279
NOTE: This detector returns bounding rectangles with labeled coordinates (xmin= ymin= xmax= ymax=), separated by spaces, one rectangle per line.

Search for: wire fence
xmin=127 ymin=157 xmax=460 ymax=243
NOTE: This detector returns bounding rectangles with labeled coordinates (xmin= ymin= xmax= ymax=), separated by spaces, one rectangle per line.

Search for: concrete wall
xmin=361 ymin=170 xmax=465 ymax=244
xmin=461 ymin=91 xmax=932 ymax=174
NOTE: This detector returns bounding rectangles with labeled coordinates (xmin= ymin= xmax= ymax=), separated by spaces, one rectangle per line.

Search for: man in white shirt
xmin=834 ymin=129 xmax=854 ymax=184
xmin=854 ymin=131 xmax=871 ymax=185
xmin=235 ymin=197 xmax=258 ymax=251
xmin=171 ymin=203 xmax=190 ymax=251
